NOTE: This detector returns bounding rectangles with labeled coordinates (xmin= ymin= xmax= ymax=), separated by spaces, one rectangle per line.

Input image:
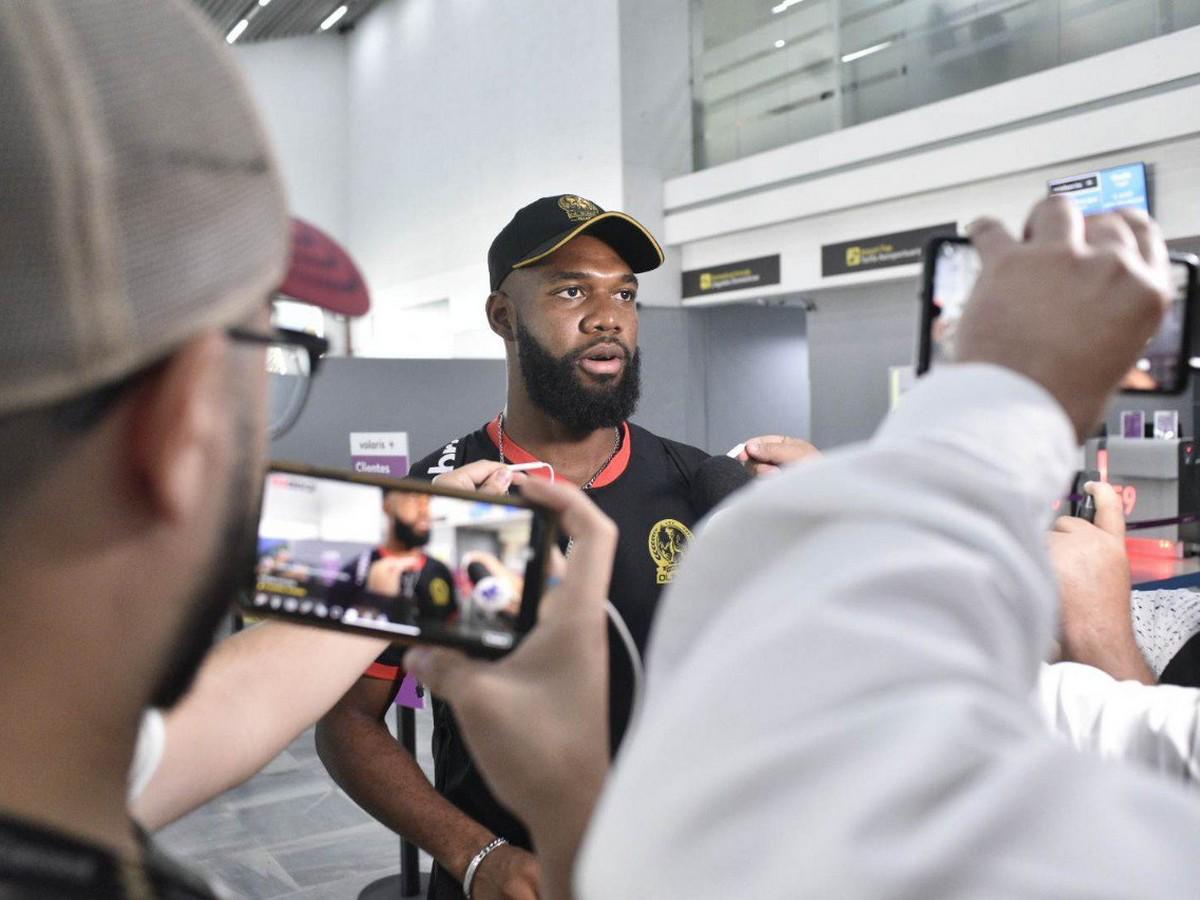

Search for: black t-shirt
xmin=368 ymin=418 xmax=709 ymax=898
xmin=0 ymin=813 xmax=217 ymax=899
xmin=331 ymin=548 xmax=457 ymax=624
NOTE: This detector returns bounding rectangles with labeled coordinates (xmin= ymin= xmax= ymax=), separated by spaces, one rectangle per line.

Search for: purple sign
xmin=396 ymin=673 xmax=424 ymax=709
xmin=349 ymin=432 xmax=410 ymax=478
xmin=351 ymin=454 xmax=409 ymax=476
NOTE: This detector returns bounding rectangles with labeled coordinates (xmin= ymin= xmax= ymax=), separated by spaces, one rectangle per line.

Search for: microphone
xmin=465 ymin=561 xmax=514 ymax=617
xmin=466 ymin=561 xmax=491 ymax=585
xmin=691 ymin=454 xmax=753 ymax=519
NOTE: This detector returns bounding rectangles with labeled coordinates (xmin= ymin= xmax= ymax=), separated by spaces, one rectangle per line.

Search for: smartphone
xmin=242 ymin=462 xmax=557 ymax=657
xmin=918 ymin=236 xmax=1200 ymax=394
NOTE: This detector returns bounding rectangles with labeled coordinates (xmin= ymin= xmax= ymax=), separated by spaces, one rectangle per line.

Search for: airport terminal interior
xmin=8 ymin=0 xmax=1200 ymax=897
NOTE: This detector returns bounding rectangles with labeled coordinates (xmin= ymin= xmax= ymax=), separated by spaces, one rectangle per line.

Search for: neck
xmin=383 ymin=541 xmax=420 ymax=556
xmin=0 ymin=533 xmax=163 ymax=861
xmin=0 ymin=597 xmax=143 ymax=859
xmin=502 ymin=385 xmax=620 ymax=488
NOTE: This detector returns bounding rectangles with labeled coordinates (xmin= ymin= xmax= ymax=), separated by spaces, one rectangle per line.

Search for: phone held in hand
xmin=243 ymin=462 xmax=558 ymax=658
xmin=917 ymin=235 xmax=1200 ymax=395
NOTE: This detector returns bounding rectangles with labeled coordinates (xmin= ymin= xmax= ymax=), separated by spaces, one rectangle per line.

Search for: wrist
xmin=463 ymin=836 xmax=508 ymax=898
xmin=440 ymin=824 xmax=498 ymax=883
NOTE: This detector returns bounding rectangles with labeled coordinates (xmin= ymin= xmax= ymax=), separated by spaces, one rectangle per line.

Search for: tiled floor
xmin=156 ymin=706 xmax=435 ymax=899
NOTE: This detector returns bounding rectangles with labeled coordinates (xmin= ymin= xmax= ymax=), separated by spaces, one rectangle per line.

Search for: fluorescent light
xmin=771 ymin=0 xmax=806 ymax=13
xmin=774 ymin=39 xmax=786 ymax=49
xmin=226 ymin=18 xmax=249 ymax=43
xmin=258 ymin=0 xmax=271 ymax=6
xmin=841 ymin=40 xmax=892 ymax=63
xmin=320 ymin=5 xmax=348 ymax=30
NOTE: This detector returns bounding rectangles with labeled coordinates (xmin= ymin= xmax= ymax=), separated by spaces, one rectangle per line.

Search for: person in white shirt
xmin=401 ymin=195 xmax=1200 ymax=899
xmin=1040 ymin=478 xmax=1200 ymax=785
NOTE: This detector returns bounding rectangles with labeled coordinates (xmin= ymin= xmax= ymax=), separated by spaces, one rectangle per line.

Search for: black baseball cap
xmin=488 ymin=194 xmax=665 ymax=291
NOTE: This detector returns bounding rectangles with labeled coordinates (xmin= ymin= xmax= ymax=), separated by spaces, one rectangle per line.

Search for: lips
xmin=577 ymin=343 xmax=627 ymax=378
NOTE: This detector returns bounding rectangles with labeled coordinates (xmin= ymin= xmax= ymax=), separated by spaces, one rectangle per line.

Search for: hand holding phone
xmin=245 ymin=463 xmax=557 ymax=657
xmin=919 ymin=235 xmax=1198 ymax=394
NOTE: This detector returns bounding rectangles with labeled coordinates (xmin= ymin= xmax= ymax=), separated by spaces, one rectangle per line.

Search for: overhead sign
xmin=349 ymin=431 xmax=409 ymax=477
xmin=822 ymin=223 xmax=957 ymax=277
xmin=683 ymin=254 xmax=780 ymax=298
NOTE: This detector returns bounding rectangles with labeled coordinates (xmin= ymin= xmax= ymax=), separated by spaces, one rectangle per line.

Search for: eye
xmin=556 ymin=286 xmax=584 ymax=300
xmin=616 ymin=289 xmax=636 ymax=302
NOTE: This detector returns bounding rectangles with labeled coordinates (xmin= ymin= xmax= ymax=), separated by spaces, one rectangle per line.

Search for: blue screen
xmin=1048 ymin=162 xmax=1149 ymax=216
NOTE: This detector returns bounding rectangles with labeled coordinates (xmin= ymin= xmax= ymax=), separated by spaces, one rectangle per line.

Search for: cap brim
xmin=512 ymin=211 xmax=664 ymax=275
xmin=276 ymin=218 xmax=370 ymax=316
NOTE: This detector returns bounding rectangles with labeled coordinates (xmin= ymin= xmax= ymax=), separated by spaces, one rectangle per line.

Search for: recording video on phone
xmin=918 ymin=237 xmax=1199 ymax=394
xmin=244 ymin=465 xmax=552 ymax=656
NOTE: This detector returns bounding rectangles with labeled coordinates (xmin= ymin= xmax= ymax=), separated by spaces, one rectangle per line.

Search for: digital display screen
xmin=248 ymin=471 xmax=543 ymax=653
xmin=926 ymin=240 xmax=1191 ymax=392
xmin=1048 ymin=162 xmax=1149 ymax=217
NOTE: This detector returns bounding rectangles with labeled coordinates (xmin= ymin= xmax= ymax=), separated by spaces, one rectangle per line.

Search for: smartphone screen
xmin=243 ymin=464 xmax=552 ymax=656
xmin=919 ymin=238 xmax=1198 ymax=394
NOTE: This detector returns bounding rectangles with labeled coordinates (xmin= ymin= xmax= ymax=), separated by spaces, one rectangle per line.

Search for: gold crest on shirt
xmin=430 ymin=578 xmax=452 ymax=607
xmin=648 ymin=518 xmax=694 ymax=585
xmin=558 ymin=194 xmax=600 ymax=222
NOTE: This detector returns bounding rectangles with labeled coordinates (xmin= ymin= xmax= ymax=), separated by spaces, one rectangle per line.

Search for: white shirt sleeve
xmin=578 ymin=365 xmax=1200 ymax=899
xmin=127 ymin=708 xmax=166 ymax=803
xmin=1038 ymin=661 xmax=1200 ymax=785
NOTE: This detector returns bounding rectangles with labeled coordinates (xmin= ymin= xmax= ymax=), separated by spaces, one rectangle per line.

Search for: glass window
xmin=691 ymin=0 xmax=1200 ymax=169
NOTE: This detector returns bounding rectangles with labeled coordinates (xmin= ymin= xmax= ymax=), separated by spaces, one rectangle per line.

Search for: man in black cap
xmin=317 ymin=195 xmax=817 ymax=900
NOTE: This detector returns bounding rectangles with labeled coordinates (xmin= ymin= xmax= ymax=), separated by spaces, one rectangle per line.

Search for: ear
xmin=486 ymin=292 xmax=517 ymax=342
xmin=127 ymin=332 xmax=229 ymax=524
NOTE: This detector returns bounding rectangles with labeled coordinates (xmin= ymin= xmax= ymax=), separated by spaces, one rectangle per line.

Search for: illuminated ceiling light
xmin=258 ymin=0 xmax=272 ymax=6
xmin=226 ymin=18 xmax=249 ymax=43
xmin=320 ymin=4 xmax=349 ymax=30
xmin=771 ymin=0 xmax=806 ymax=13
xmin=774 ymin=39 xmax=786 ymax=49
xmin=841 ymin=40 xmax=892 ymax=63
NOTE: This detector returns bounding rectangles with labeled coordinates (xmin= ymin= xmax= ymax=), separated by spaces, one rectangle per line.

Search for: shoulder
xmin=425 ymin=556 xmax=454 ymax=578
xmin=409 ymin=426 xmax=493 ymax=481
xmin=628 ymin=422 xmax=710 ymax=476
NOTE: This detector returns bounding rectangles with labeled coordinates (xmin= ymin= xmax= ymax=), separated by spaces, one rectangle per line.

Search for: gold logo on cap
xmin=648 ymin=518 xmax=694 ymax=585
xmin=558 ymin=195 xmax=601 ymax=222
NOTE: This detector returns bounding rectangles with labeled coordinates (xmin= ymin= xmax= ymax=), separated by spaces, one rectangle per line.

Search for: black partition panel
xmin=271 ymin=357 xmax=507 ymax=469
xmin=272 ymin=304 xmax=815 ymax=471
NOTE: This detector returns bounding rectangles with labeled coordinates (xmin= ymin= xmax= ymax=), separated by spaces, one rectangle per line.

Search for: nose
xmin=581 ymin=295 xmax=626 ymax=335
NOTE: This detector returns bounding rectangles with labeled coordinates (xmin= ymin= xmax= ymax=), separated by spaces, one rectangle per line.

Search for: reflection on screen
xmin=927 ymin=241 xmax=980 ymax=369
xmin=930 ymin=242 xmax=1189 ymax=392
xmin=251 ymin=473 xmax=536 ymax=651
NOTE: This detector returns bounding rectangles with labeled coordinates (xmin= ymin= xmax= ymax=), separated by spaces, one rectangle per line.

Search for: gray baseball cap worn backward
xmin=0 ymin=0 xmax=289 ymax=417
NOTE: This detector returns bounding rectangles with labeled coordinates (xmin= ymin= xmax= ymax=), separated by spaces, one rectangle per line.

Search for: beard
xmin=150 ymin=411 xmax=262 ymax=710
xmin=515 ymin=319 xmax=641 ymax=435
xmin=392 ymin=518 xmax=431 ymax=549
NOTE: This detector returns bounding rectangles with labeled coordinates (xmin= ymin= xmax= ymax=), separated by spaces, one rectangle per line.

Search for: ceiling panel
xmin=189 ymin=0 xmax=385 ymax=43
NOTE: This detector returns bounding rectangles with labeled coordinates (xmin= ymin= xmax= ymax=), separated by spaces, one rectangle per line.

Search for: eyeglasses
xmin=228 ymin=326 xmax=330 ymax=439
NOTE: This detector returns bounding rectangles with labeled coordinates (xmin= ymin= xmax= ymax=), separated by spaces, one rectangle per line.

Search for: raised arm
xmin=579 ymin=201 xmax=1200 ymax=896
xmin=131 ymin=621 xmax=387 ymax=829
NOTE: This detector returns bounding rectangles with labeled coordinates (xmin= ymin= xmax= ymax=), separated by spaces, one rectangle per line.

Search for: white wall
xmin=344 ymin=0 xmax=626 ymax=358
xmin=233 ymin=35 xmax=348 ymax=238
xmin=666 ymin=26 xmax=1200 ymax=303
xmin=617 ymin=0 xmax=694 ymax=309
xmin=232 ymin=0 xmax=695 ymax=357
